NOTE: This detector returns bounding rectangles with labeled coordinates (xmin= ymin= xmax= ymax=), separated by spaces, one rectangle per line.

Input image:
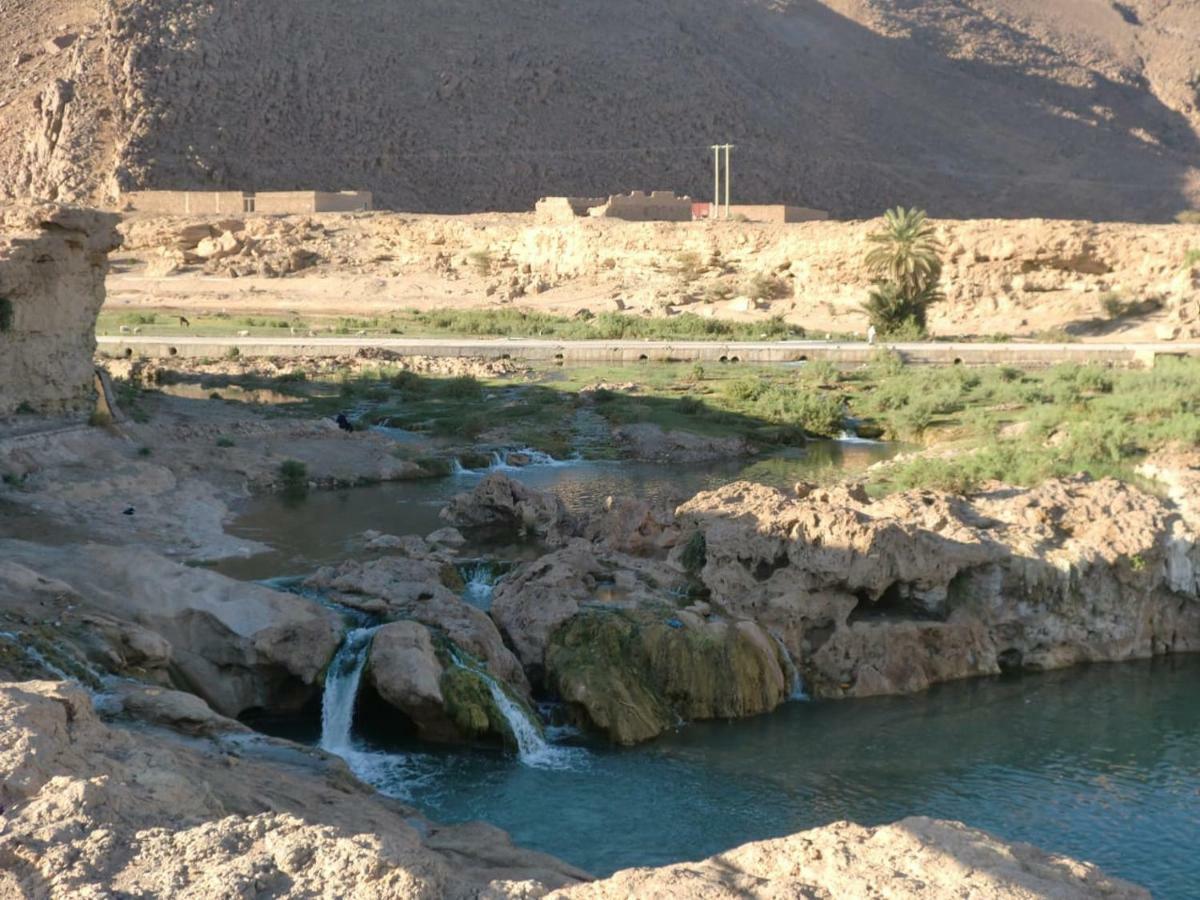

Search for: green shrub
xmin=225 ymin=347 xmax=240 ymax=360
xmin=725 ymin=376 xmax=766 ymax=402
xmin=466 ymin=249 xmax=493 ymax=276
xmin=441 ymin=376 xmax=483 ymax=401
xmin=1175 ymin=210 xmax=1200 ymax=225
xmin=673 ymin=251 xmax=704 ymax=282
xmin=0 ymin=298 xmax=12 ymax=333
xmin=1099 ymin=293 xmax=1132 ymax=319
xmin=279 ymin=459 xmax=308 ymax=493
xmin=277 ymin=369 xmax=308 ymax=383
xmin=215 ymin=437 xmax=235 ymax=448
xmin=137 ymin=446 xmax=152 ymax=457
xmin=890 ymin=398 xmax=937 ymax=438
xmin=1183 ymin=249 xmax=1200 ymax=269
xmin=742 ymin=272 xmax=788 ymax=301
xmin=677 ymin=396 xmax=704 ymax=415
xmin=681 ymin=531 xmax=707 ymax=574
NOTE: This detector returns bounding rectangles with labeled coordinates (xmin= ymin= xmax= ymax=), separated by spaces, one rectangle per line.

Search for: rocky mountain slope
xmin=2 ymin=0 xmax=1198 ymax=219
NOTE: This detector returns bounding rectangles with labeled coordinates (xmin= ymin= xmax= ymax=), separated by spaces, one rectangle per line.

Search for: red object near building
xmin=691 ymin=202 xmax=710 ymax=220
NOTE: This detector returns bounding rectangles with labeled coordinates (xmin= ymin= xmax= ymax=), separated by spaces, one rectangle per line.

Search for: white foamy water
xmin=320 ymin=626 xmax=379 ymax=753
xmin=460 ymin=563 xmax=498 ymax=610
xmin=447 ymin=650 xmax=585 ymax=770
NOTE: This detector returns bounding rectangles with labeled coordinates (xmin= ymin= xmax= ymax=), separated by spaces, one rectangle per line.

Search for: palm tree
xmin=861 ymin=207 xmax=944 ymax=336
xmin=865 ymin=207 xmax=942 ymax=296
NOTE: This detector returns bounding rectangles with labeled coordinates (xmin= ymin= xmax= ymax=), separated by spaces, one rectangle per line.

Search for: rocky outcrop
xmin=546 ymin=607 xmax=790 ymax=745
xmin=677 ymin=476 xmax=1200 ymax=699
xmin=441 ymin=472 xmax=577 ymax=545
xmin=308 ymin=554 xmax=528 ymax=698
xmin=551 ymin=816 xmax=1148 ymax=900
xmin=612 ymin=423 xmax=755 ymax=463
xmin=0 ymin=680 xmax=1146 ymax=898
xmin=363 ymin=620 xmax=530 ymax=744
xmin=0 ymin=541 xmax=341 ymax=717
xmin=0 ymin=680 xmax=588 ymax=898
xmin=0 ymin=204 xmax=120 ymax=415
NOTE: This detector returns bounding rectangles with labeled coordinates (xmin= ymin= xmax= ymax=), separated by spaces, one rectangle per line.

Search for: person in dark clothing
xmin=335 ymin=413 xmax=354 ymax=432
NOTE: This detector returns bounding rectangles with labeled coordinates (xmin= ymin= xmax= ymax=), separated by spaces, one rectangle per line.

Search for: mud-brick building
xmin=119 ymin=190 xmax=373 ymax=215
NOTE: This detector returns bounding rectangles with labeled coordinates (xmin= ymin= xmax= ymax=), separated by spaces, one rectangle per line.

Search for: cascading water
xmin=447 ymin=650 xmax=583 ymax=770
xmin=451 ymin=448 xmax=580 ymax=475
xmin=459 ymin=562 xmax=499 ymax=610
xmin=771 ymin=633 xmax=809 ymax=701
xmin=320 ymin=626 xmax=380 ymax=753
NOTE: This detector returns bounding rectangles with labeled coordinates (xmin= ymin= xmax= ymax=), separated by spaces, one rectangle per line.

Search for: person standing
xmin=867 ymin=324 xmax=877 ymax=346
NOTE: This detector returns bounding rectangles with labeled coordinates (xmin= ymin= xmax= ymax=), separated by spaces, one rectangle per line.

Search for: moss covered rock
xmin=545 ymin=607 xmax=789 ymax=744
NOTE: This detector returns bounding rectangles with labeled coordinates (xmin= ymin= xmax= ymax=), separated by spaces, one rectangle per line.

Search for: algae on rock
xmin=546 ymin=607 xmax=788 ymax=744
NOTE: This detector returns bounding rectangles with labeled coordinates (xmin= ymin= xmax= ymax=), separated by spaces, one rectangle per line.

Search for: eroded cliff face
xmin=435 ymin=468 xmax=1200 ymax=744
xmin=0 ymin=204 xmax=120 ymax=415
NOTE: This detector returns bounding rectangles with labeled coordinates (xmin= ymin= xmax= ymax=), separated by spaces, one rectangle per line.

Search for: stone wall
xmin=728 ymin=204 xmax=829 ymax=223
xmin=121 ymin=191 xmax=247 ymax=215
xmin=0 ymin=205 xmax=121 ymax=416
xmin=535 ymin=196 xmax=606 ymax=223
xmin=591 ymin=191 xmax=693 ymax=222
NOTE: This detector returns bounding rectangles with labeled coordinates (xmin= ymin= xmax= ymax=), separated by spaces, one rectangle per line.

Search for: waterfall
xmin=460 ymin=563 xmax=498 ymax=610
xmin=447 ymin=650 xmax=582 ymax=770
xmin=449 ymin=457 xmax=468 ymax=476
xmin=320 ymin=626 xmax=379 ymax=754
xmin=771 ymin=633 xmax=809 ymax=701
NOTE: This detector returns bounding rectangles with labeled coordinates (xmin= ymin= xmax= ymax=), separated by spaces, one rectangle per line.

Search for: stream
xmin=225 ymin=444 xmax=1200 ymax=898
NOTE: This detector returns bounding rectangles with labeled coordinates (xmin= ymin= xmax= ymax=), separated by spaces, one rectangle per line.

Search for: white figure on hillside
xmin=867 ymin=324 xmax=877 ymax=345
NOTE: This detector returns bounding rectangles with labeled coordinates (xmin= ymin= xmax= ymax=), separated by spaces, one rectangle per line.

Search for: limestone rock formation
xmin=0 ymin=203 xmax=120 ymax=415
xmin=546 ymin=607 xmax=790 ymax=745
xmin=307 ymin=554 xmax=529 ymax=699
xmin=611 ymin=423 xmax=756 ymax=463
xmin=677 ymin=475 xmax=1200 ymax=699
xmin=0 ymin=680 xmax=588 ymax=898
xmin=551 ymin=817 xmax=1148 ymax=900
xmin=0 ymin=540 xmax=342 ymax=717
xmin=363 ymin=619 xmax=524 ymax=744
xmin=441 ymin=472 xmax=577 ymax=545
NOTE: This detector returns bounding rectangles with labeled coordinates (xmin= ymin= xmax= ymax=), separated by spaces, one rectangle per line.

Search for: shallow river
xmin=224 ymin=444 xmax=1200 ymax=897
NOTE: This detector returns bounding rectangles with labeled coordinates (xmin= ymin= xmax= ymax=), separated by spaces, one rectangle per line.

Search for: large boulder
xmin=545 ymin=607 xmax=789 ymax=744
xmin=309 ymin=555 xmax=530 ymax=697
xmin=440 ymin=472 xmax=577 ymax=544
xmin=0 ymin=540 xmax=342 ymax=717
xmin=363 ymin=620 xmax=524 ymax=745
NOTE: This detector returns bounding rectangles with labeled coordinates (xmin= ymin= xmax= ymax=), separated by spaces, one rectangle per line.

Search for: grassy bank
xmin=115 ymin=350 xmax=1200 ymax=494
xmin=97 ymin=308 xmax=811 ymax=342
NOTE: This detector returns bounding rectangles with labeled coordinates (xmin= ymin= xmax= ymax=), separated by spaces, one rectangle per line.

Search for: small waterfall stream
xmin=459 ymin=562 xmax=500 ymax=610
xmin=447 ymin=649 xmax=582 ymax=770
xmin=318 ymin=626 xmax=582 ymax=770
xmin=450 ymin=448 xmax=579 ymax=476
xmin=771 ymin=633 xmax=809 ymax=701
xmin=320 ymin=626 xmax=379 ymax=753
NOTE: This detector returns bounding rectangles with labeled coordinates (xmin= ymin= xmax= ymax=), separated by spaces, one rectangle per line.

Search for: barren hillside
xmin=3 ymin=0 xmax=1199 ymax=219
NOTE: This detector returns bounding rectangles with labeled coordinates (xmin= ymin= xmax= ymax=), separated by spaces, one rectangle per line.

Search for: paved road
xmin=97 ymin=335 xmax=1200 ymax=366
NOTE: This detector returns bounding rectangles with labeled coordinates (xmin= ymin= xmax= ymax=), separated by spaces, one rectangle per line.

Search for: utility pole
xmin=710 ymin=144 xmax=734 ymax=220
